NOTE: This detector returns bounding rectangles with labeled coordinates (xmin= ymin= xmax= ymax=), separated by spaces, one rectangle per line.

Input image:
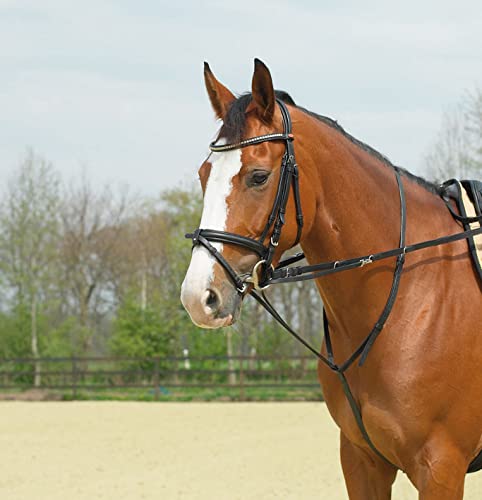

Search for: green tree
xmin=0 ymin=150 xmax=61 ymax=385
xmin=159 ymin=185 xmax=204 ymax=354
xmin=110 ymin=298 xmax=174 ymax=358
xmin=0 ymin=306 xmax=31 ymax=359
xmin=59 ymin=174 xmax=132 ymax=356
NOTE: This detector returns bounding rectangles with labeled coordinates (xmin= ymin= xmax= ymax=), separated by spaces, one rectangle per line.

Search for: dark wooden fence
xmin=0 ymin=356 xmax=321 ymax=400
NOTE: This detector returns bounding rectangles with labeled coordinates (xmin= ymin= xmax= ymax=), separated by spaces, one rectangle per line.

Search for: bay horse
xmin=180 ymin=59 xmax=482 ymax=499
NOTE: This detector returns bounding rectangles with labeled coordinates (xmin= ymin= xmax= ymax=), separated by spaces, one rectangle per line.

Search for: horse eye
xmin=248 ymin=171 xmax=270 ymax=187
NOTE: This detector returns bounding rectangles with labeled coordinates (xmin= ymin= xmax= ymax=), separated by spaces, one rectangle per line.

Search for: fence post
xmin=71 ymin=357 xmax=78 ymax=400
xmin=153 ymin=357 xmax=160 ymax=401
xmin=239 ymin=356 xmax=245 ymax=401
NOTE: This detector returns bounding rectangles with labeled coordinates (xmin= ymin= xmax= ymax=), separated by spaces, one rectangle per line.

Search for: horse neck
xmin=295 ymin=113 xmax=452 ymax=350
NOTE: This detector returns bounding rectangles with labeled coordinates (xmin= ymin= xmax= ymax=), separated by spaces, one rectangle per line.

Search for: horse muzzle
xmin=180 ymin=279 xmax=242 ymax=329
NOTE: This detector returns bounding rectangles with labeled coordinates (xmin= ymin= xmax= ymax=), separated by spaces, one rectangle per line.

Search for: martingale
xmin=186 ymin=98 xmax=482 ymax=468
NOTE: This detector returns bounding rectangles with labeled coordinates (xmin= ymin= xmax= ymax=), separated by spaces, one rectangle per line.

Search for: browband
xmin=210 ymin=133 xmax=294 ymax=152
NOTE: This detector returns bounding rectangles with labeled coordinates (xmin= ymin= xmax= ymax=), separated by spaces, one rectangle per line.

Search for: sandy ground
xmin=0 ymin=402 xmax=480 ymax=499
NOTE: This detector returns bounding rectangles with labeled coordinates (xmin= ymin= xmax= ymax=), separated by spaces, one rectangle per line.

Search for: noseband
xmin=186 ymin=98 xmax=303 ymax=293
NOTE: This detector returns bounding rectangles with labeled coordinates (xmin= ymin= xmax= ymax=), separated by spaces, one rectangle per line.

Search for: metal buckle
xmin=245 ymin=260 xmax=272 ymax=291
xmin=360 ymin=255 xmax=374 ymax=267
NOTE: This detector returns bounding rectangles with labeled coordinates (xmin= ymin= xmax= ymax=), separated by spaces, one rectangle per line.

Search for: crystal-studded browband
xmin=209 ymin=133 xmax=294 ymax=153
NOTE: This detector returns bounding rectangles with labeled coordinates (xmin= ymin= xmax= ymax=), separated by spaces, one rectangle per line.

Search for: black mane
xmin=219 ymin=91 xmax=441 ymax=196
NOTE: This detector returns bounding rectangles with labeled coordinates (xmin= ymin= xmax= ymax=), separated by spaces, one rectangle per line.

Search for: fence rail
xmin=0 ymin=356 xmax=322 ymax=401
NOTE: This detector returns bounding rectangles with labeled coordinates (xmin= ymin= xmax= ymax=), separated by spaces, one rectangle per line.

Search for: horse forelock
xmin=218 ymin=91 xmax=296 ymax=144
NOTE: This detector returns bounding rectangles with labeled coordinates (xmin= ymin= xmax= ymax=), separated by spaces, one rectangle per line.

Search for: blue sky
xmin=1 ymin=0 xmax=481 ymax=195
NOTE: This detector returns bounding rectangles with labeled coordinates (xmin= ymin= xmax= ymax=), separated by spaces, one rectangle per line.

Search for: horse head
xmin=181 ymin=60 xmax=317 ymax=328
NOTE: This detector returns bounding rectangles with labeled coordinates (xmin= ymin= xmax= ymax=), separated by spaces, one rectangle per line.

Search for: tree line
xmin=0 ymin=150 xmax=324 ymax=385
xmin=0 ymin=87 xmax=480 ymax=386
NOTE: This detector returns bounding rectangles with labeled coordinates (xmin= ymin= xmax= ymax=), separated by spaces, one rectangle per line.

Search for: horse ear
xmin=251 ymin=58 xmax=275 ymax=124
xmin=204 ymin=62 xmax=236 ymax=121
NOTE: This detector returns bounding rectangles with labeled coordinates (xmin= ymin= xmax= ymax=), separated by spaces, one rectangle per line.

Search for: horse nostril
xmin=206 ymin=290 xmax=217 ymax=307
xmin=202 ymin=288 xmax=221 ymax=314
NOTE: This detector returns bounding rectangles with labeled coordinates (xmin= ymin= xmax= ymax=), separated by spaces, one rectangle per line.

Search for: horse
xmin=180 ymin=59 xmax=482 ymax=499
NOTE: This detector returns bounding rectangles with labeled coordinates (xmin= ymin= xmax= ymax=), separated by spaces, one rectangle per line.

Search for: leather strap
xmin=249 ymin=168 xmax=408 ymax=469
xmin=187 ymin=230 xmax=247 ymax=292
xmin=267 ymin=225 xmax=482 ymax=286
xmin=336 ymin=370 xmax=395 ymax=465
xmin=210 ymin=133 xmax=293 ymax=152
xmin=441 ymin=179 xmax=482 ymax=224
xmin=188 ymin=229 xmax=266 ymax=257
xmin=250 ymin=290 xmax=397 ymax=468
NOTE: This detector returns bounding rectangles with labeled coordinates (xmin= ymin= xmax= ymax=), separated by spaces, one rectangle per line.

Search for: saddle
xmin=442 ymin=179 xmax=482 ymax=282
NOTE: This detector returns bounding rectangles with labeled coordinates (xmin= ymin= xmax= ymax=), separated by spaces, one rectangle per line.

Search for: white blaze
xmin=181 ymin=147 xmax=242 ymax=297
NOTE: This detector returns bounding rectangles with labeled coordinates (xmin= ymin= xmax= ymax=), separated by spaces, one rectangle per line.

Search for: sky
xmin=1 ymin=0 xmax=481 ymax=196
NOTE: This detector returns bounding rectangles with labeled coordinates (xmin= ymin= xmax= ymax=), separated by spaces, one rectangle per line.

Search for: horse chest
xmin=317 ymin=358 xmax=409 ymax=461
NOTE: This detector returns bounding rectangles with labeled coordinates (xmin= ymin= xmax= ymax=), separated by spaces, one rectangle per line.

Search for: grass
xmin=58 ymin=384 xmax=324 ymax=402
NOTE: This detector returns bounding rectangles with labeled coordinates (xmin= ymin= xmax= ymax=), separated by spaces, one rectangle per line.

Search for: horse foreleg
xmin=408 ymin=437 xmax=467 ymax=500
xmin=340 ymin=431 xmax=397 ymax=500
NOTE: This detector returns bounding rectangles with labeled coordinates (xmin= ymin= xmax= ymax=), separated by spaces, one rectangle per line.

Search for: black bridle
xmin=186 ymin=99 xmax=482 ymax=468
xmin=187 ymin=99 xmax=303 ymax=293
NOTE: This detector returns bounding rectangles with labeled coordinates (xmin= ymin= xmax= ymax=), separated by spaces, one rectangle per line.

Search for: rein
xmin=186 ymin=99 xmax=482 ymax=468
